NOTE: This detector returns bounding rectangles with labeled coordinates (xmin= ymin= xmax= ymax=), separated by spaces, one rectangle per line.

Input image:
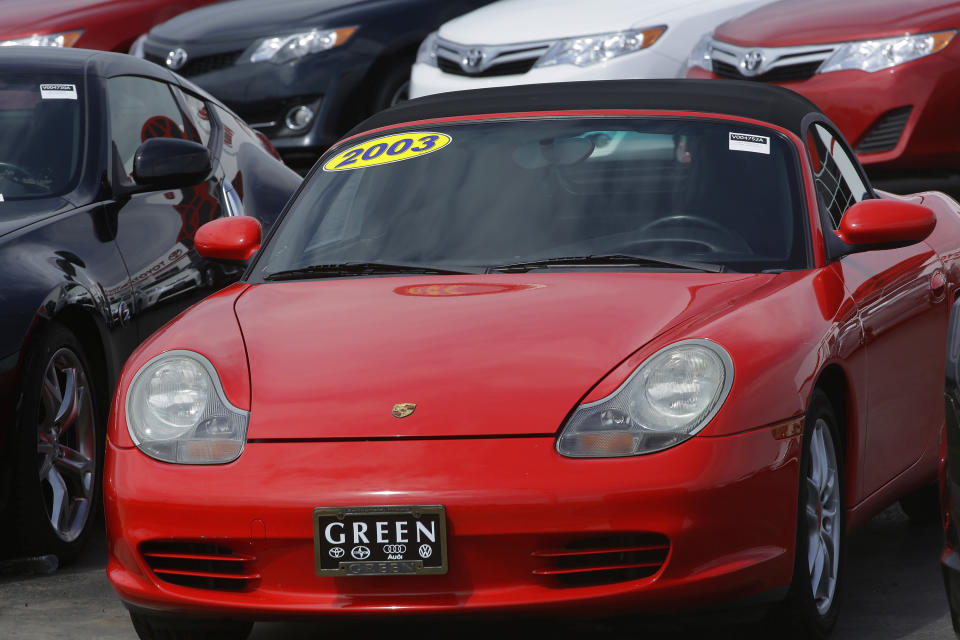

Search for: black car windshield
xmin=0 ymin=76 xmax=83 ymax=200
xmin=255 ymin=117 xmax=809 ymax=278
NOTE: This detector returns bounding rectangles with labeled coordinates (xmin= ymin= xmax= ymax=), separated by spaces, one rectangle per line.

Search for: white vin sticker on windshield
xmin=729 ymin=132 xmax=770 ymax=155
xmin=40 ymin=84 xmax=78 ymax=100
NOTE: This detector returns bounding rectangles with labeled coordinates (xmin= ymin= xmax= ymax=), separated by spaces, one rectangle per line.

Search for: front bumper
xmin=409 ymin=49 xmax=685 ymax=99
xmin=106 ymin=425 xmax=800 ymax=618
xmin=686 ymin=46 xmax=960 ymax=173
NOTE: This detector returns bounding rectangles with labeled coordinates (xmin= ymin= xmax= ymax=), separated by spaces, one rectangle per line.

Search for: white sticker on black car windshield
xmin=729 ymin=132 xmax=770 ymax=155
xmin=40 ymin=84 xmax=77 ymax=100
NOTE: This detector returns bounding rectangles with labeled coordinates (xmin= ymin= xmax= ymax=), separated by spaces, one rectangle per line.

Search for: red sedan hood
xmin=236 ymin=273 xmax=771 ymax=439
xmin=715 ymin=0 xmax=960 ymax=47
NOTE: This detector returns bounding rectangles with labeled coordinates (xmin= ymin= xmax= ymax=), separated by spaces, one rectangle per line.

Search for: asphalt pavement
xmin=0 ymin=505 xmax=953 ymax=639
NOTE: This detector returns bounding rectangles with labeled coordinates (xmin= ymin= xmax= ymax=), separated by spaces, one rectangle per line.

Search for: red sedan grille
xmin=532 ymin=533 xmax=670 ymax=587
xmin=141 ymin=542 xmax=260 ymax=592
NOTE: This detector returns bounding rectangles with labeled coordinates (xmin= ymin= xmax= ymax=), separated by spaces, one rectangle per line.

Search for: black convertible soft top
xmin=347 ymin=79 xmax=824 ymax=140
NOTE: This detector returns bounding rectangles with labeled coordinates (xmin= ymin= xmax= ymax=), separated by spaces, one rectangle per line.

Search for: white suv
xmin=411 ymin=0 xmax=775 ymax=98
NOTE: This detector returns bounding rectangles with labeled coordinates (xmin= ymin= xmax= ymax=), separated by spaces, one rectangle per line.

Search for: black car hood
xmin=0 ymin=197 xmax=73 ymax=240
xmin=151 ymin=0 xmax=400 ymax=44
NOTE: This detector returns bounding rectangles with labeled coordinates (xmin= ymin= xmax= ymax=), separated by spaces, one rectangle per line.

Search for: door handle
xmin=932 ymin=270 xmax=947 ymax=301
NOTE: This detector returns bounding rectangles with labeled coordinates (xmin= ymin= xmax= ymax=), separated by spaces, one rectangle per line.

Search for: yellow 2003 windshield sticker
xmin=323 ymin=132 xmax=451 ymax=172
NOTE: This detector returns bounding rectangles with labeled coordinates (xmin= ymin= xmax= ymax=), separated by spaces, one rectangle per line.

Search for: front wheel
xmin=776 ymin=389 xmax=845 ymax=638
xmin=10 ymin=323 xmax=101 ymax=563
xmin=130 ymin=612 xmax=253 ymax=640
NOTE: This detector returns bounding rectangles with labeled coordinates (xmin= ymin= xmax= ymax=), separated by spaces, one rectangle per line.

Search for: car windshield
xmin=0 ymin=76 xmax=83 ymax=200
xmin=255 ymin=117 xmax=809 ymax=278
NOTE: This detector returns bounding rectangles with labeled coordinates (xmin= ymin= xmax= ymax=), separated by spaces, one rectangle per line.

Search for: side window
xmin=175 ymin=89 xmax=212 ymax=147
xmin=107 ymin=76 xmax=200 ymax=176
xmin=806 ymin=123 xmax=870 ymax=229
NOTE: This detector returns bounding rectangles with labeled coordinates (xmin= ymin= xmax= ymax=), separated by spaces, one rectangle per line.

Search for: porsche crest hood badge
xmin=392 ymin=403 xmax=417 ymax=418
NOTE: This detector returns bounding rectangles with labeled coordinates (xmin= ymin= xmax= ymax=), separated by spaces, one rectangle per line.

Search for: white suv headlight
xmin=416 ymin=31 xmax=439 ymax=67
xmin=126 ymin=351 xmax=249 ymax=464
xmin=535 ymin=26 xmax=666 ymax=68
xmin=819 ymin=30 xmax=955 ymax=74
xmin=248 ymin=26 xmax=357 ymax=64
xmin=557 ymin=339 xmax=733 ymax=457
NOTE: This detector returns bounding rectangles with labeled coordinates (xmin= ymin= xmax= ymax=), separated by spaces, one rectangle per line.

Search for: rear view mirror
xmin=834 ymin=199 xmax=935 ymax=256
xmin=132 ymin=138 xmax=211 ymax=190
xmin=195 ymin=216 xmax=262 ymax=262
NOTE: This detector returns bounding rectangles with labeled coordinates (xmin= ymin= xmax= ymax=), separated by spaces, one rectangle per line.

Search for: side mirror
xmin=132 ymin=138 xmax=211 ymax=190
xmin=195 ymin=216 xmax=262 ymax=262
xmin=834 ymin=199 xmax=935 ymax=256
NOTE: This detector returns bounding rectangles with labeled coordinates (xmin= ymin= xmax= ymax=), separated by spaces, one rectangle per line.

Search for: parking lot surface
xmin=0 ymin=505 xmax=952 ymax=639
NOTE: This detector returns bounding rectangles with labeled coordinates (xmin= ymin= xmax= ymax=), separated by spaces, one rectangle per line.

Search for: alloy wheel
xmin=35 ymin=347 xmax=96 ymax=543
xmin=805 ymin=417 xmax=841 ymax=615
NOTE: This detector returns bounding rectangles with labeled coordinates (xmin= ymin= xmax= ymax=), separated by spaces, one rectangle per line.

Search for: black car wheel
xmin=371 ymin=60 xmax=413 ymax=112
xmin=776 ymin=388 xmax=845 ymax=638
xmin=10 ymin=323 xmax=101 ymax=563
xmin=130 ymin=612 xmax=253 ymax=640
xmin=899 ymin=483 xmax=941 ymax=523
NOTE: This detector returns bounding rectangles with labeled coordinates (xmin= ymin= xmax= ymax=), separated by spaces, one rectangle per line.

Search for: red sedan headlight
xmin=557 ymin=339 xmax=734 ymax=458
xmin=125 ymin=350 xmax=249 ymax=464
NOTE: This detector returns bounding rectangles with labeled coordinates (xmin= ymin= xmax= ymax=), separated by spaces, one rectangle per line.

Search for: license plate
xmin=313 ymin=505 xmax=447 ymax=576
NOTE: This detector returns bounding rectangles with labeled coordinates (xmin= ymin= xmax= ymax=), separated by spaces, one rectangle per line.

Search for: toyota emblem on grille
xmin=462 ymin=48 xmax=485 ymax=71
xmin=741 ymin=50 xmax=764 ymax=76
xmin=166 ymin=48 xmax=189 ymax=71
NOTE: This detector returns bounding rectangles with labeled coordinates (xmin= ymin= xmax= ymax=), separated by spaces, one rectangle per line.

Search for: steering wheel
xmin=634 ymin=215 xmax=752 ymax=254
xmin=0 ymin=161 xmax=34 ymax=183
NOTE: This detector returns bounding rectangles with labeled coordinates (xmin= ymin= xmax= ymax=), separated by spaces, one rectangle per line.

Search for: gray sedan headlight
xmin=535 ymin=26 xmax=666 ymax=68
xmin=126 ymin=351 xmax=248 ymax=464
xmin=248 ymin=26 xmax=357 ymax=64
xmin=819 ymin=30 xmax=955 ymax=74
xmin=557 ymin=339 xmax=733 ymax=457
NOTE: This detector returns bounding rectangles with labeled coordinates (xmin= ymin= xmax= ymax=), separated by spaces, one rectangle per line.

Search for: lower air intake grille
xmin=532 ymin=533 xmax=670 ymax=587
xmin=856 ymin=107 xmax=913 ymax=154
xmin=141 ymin=541 xmax=260 ymax=592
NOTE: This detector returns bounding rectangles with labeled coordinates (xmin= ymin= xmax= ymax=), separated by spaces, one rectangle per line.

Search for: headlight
xmin=686 ymin=33 xmax=713 ymax=72
xmin=416 ymin=31 xmax=439 ymax=67
xmin=126 ymin=351 xmax=249 ymax=464
xmin=129 ymin=33 xmax=147 ymax=58
xmin=535 ymin=26 xmax=666 ymax=68
xmin=0 ymin=30 xmax=83 ymax=48
xmin=819 ymin=30 xmax=955 ymax=74
xmin=557 ymin=339 xmax=733 ymax=457
xmin=248 ymin=26 xmax=357 ymax=64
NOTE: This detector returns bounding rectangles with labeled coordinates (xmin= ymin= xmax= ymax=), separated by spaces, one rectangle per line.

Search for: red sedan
xmin=105 ymin=80 xmax=960 ymax=639
xmin=1 ymin=0 xmax=221 ymax=52
xmin=685 ymin=0 xmax=960 ymax=181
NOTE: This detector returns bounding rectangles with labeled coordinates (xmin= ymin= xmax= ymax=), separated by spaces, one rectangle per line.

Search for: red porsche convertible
xmin=105 ymin=80 xmax=960 ymax=639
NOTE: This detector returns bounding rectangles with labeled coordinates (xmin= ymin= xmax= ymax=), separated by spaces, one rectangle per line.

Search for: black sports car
xmin=0 ymin=47 xmax=301 ymax=562
xmin=132 ymin=0 xmax=496 ymax=171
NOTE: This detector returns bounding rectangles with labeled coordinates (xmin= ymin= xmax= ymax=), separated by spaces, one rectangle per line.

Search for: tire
xmin=899 ymin=483 xmax=940 ymax=523
xmin=9 ymin=323 xmax=102 ymax=563
xmin=370 ymin=60 xmax=412 ymax=113
xmin=775 ymin=389 xmax=845 ymax=638
xmin=130 ymin=612 xmax=253 ymax=640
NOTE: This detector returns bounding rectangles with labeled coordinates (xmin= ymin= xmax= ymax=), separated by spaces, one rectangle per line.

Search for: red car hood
xmin=715 ymin=0 xmax=960 ymax=47
xmin=236 ymin=273 xmax=772 ymax=439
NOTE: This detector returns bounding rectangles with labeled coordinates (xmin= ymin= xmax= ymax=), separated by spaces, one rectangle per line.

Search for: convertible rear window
xmin=0 ymin=76 xmax=83 ymax=200
xmin=257 ymin=117 xmax=809 ymax=276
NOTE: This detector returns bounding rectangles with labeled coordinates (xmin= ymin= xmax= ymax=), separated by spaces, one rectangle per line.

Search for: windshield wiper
xmin=264 ymin=262 xmax=475 ymax=281
xmin=488 ymin=254 xmax=724 ymax=273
